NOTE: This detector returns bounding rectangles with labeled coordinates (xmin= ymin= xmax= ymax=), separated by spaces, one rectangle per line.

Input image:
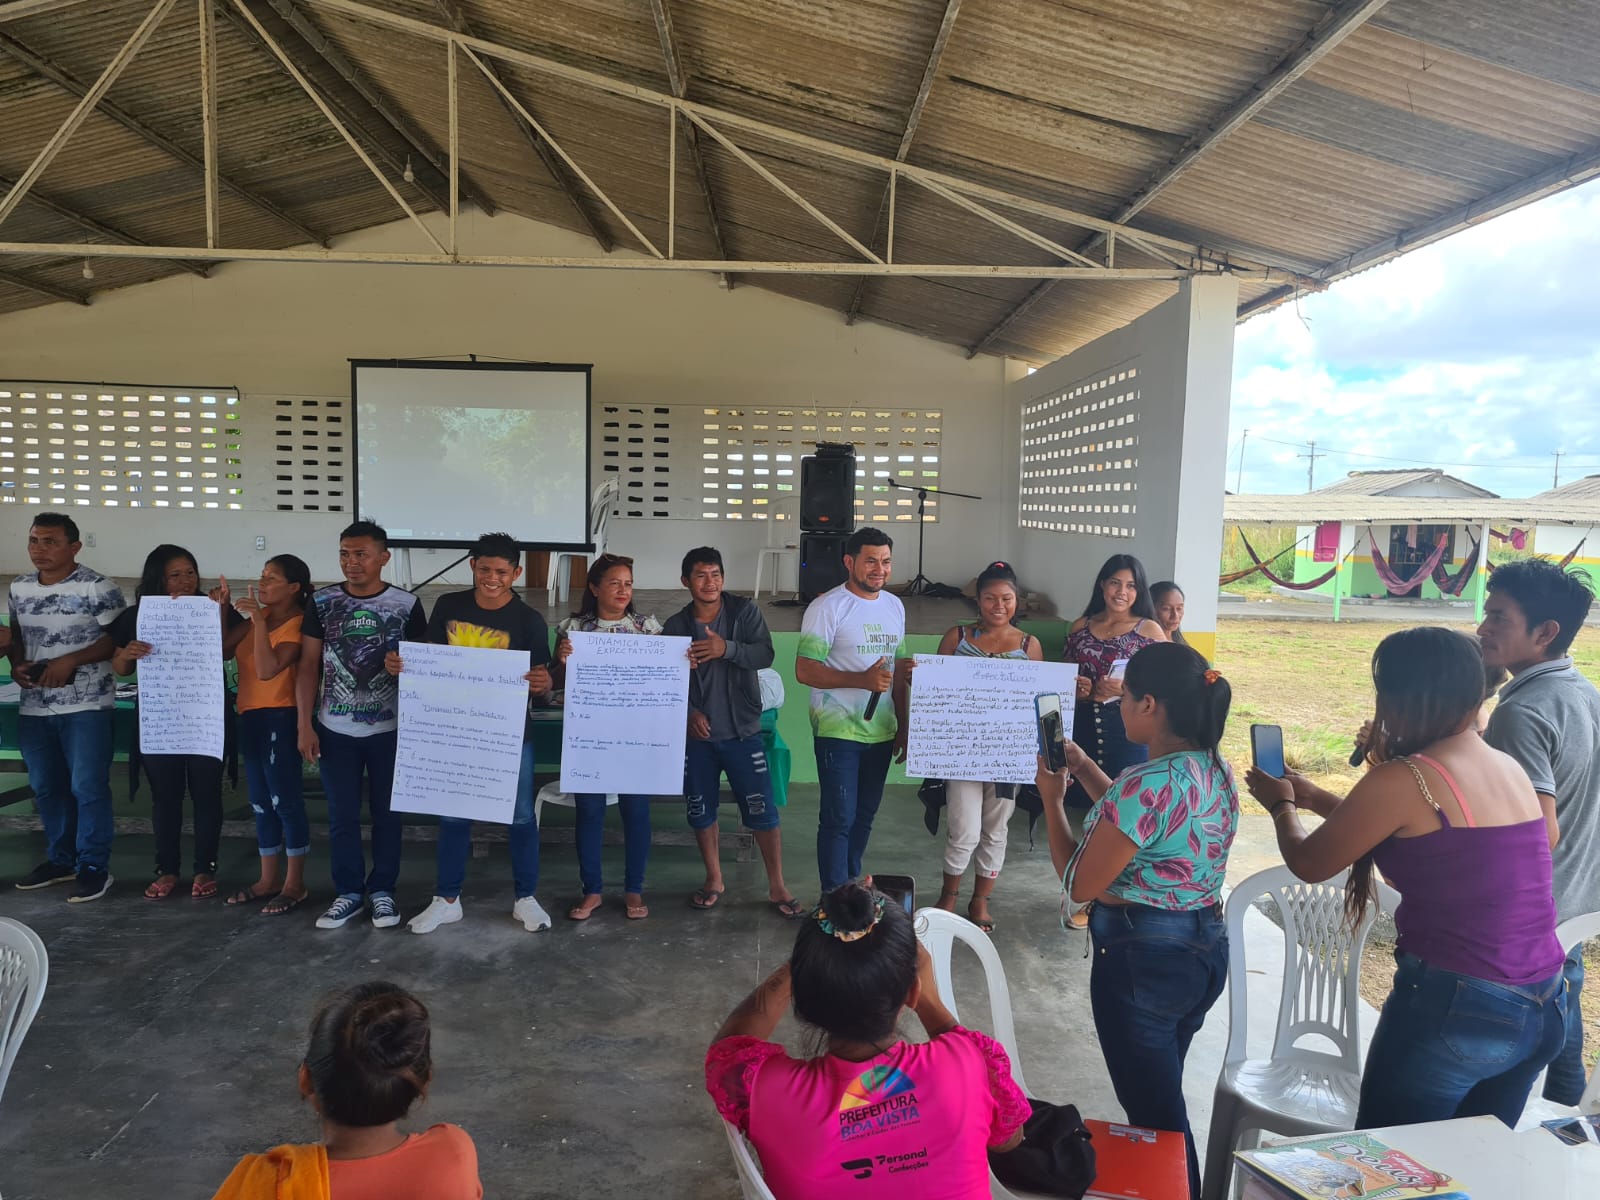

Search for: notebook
xmin=1235 ymin=1131 xmax=1469 ymax=1199
xmin=1082 ymin=1120 xmax=1188 ymax=1199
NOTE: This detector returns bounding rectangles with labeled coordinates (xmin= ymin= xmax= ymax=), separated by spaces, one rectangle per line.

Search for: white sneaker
xmin=407 ymin=896 xmax=463 ymax=934
xmin=513 ymin=896 xmax=552 ymax=932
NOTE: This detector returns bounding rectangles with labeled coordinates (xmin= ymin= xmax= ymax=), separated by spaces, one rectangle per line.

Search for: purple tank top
xmin=1371 ymin=756 xmax=1564 ymax=986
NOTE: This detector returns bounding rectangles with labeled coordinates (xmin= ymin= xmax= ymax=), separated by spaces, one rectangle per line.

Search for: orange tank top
xmin=235 ymin=614 xmax=303 ymax=713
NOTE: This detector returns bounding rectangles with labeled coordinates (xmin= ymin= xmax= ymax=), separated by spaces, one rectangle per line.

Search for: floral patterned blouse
xmin=1063 ymin=622 xmax=1158 ymax=686
xmin=1067 ymin=750 xmax=1238 ymax=909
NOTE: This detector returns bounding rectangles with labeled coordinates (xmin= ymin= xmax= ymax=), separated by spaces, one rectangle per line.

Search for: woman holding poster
xmin=931 ymin=561 xmax=1041 ymax=933
xmin=554 ymin=553 xmax=663 ymax=921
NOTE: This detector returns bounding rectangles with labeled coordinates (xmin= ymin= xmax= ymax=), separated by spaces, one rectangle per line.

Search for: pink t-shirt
xmin=705 ymin=1028 xmax=1029 ymax=1200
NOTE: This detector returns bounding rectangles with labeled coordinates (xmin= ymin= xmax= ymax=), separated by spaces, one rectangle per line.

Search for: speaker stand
xmin=887 ymin=480 xmax=981 ymax=598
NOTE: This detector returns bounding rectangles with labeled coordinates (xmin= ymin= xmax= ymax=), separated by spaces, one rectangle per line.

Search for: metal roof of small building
xmin=1 ymin=0 xmax=1598 ymax=363
xmin=1311 ymin=469 xmax=1498 ymax=498
xmin=1531 ymin=475 xmax=1600 ymax=504
xmin=1224 ymin=493 xmax=1600 ymax=526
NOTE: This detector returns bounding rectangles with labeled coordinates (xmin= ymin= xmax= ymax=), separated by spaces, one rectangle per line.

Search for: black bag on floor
xmin=917 ymin=777 xmax=947 ymax=835
xmin=988 ymin=1098 xmax=1097 ymax=1198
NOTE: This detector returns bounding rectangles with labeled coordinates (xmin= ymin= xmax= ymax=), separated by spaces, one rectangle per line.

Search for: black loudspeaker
xmin=800 ymin=452 xmax=856 ymax=532
xmin=799 ymin=532 xmax=849 ymax=601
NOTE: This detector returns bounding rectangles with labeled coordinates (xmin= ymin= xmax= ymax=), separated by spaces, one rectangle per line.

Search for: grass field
xmin=1213 ymin=615 xmax=1600 ymax=1069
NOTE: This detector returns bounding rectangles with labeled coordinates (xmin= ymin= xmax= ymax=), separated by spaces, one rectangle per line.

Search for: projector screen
xmin=351 ymin=360 xmax=592 ymax=549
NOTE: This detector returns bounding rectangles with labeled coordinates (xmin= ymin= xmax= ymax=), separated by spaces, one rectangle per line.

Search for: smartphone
xmin=1108 ymin=658 xmax=1130 ymax=681
xmin=20 ymin=660 xmax=47 ymax=683
xmin=1035 ymin=692 xmax=1067 ymax=772
xmin=873 ymin=873 xmax=916 ymax=916
xmin=1251 ymin=724 xmax=1287 ymax=778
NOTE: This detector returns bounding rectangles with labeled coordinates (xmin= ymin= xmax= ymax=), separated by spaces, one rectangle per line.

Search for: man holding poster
xmin=387 ymin=533 xmax=554 ymax=935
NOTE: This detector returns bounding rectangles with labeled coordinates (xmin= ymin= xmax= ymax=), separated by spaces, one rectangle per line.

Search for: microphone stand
xmin=884 ymin=479 xmax=981 ymax=597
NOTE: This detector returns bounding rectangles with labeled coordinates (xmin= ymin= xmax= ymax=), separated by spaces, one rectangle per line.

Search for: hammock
xmin=1490 ymin=528 xmax=1529 ymax=551
xmin=1431 ymin=535 xmax=1483 ymax=597
xmin=1234 ymin=530 xmax=1342 ymax=591
xmin=1218 ymin=531 xmax=1307 ymax=585
xmin=1368 ymin=530 xmax=1451 ymax=595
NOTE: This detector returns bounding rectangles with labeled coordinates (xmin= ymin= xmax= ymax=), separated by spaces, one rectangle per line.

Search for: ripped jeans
xmin=239 ymin=707 xmax=309 ymax=858
xmin=684 ymin=734 xmax=779 ymax=832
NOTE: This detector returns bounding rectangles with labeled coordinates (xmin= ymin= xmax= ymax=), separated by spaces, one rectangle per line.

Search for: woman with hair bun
xmin=706 ymin=882 xmax=1028 ymax=1199
xmin=931 ymin=560 xmax=1042 ymax=932
xmin=1036 ymin=641 xmax=1237 ymax=1200
xmin=211 ymin=981 xmax=482 ymax=1199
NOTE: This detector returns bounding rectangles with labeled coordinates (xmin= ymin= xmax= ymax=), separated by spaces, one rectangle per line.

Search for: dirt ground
xmin=1216 ymin=615 xmax=1600 ymax=1069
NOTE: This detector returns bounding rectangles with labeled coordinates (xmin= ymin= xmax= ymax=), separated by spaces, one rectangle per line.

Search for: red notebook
xmin=1084 ymin=1120 xmax=1190 ymax=1200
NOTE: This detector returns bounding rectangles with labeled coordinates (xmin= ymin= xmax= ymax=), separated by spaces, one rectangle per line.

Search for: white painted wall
xmin=1004 ymin=277 xmax=1238 ymax=641
xmin=0 ymin=212 xmax=1008 ymax=589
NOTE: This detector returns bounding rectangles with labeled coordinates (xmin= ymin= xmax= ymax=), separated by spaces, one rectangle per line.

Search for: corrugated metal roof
xmin=1533 ymin=475 xmax=1600 ymax=504
xmin=1224 ymin=494 xmax=1600 ymax=526
xmin=0 ymin=0 xmax=1596 ymax=362
xmin=1312 ymin=469 xmax=1497 ymax=498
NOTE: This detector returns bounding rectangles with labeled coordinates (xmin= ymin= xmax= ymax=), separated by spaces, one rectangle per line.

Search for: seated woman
xmin=1248 ymin=628 xmax=1565 ymax=1130
xmin=212 ymin=982 xmax=482 ymax=1200
xmin=1035 ymin=642 xmax=1236 ymax=1200
xmin=705 ymin=882 xmax=1028 ymax=1199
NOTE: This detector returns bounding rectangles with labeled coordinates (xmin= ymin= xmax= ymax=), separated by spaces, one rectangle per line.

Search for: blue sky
xmin=1228 ymin=176 xmax=1600 ymax=497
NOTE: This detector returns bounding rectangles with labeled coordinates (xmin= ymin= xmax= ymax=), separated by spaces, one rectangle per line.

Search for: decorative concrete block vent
xmin=1018 ymin=364 xmax=1140 ymax=539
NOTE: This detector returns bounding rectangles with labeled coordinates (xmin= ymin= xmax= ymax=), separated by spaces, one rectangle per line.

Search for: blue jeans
xmin=685 ymin=734 xmax=778 ymax=832
xmin=815 ymin=736 xmax=894 ymax=892
xmin=239 ymin=708 xmax=309 ymax=858
xmin=18 ymin=710 xmax=115 ymax=873
xmin=575 ymin=793 xmax=651 ymax=895
xmin=437 ymin=742 xmax=539 ymax=900
xmin=1090 ymin=902 xmax=1228 ymax=1200
xmin=1358 ymin=951 xmax=1567 ymax=1129
xmin=317 ymin=724 xmax=401 ymax=899
xmin=1543 ymin=950 xmax=1587 ymax=1105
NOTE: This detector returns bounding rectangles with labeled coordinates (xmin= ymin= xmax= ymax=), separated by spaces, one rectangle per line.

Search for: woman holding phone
xmin=1061 ymin=555 xmax=1166 ymax=926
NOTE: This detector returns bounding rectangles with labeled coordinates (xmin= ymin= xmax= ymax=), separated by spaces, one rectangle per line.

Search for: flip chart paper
xmin=560 ymin=632 xmax=690 ymax=794
xmin=136 ymin=596 xmax=225 ymax=760
xmin=392 ymin=641 xmax=528 ymax=823
xmin=905 ymin=654 xmax=1079 ymax=784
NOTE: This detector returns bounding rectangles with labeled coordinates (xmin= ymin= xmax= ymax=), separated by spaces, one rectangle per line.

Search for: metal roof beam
xmin=0 ymin=174 xmax=208 ymax=277
xmin=648 ymin=0 xmax=729 ymax=287
xmin=0 ymin=28 xmax=328 ymax=246
xmin=261 ymin=0 xmax=496 ymax=217
xmin=846 ymin=0 xmax=961 ymax=324
xmin=0 ymin=265 xmax=89 ymax=306
xmin=963 ymin=0 xmax=1392 ymax=359
xmin=432 ymin=0 xmax=610 ymax=251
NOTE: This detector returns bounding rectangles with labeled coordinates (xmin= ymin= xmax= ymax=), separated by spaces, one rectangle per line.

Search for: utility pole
xmin=1554 ymin=450 xmax=1565 ymax=490
xmin=1236 ymin=429 xmax=1249 ymax=493
xmin=1299 ymin=439 xmax=1326 ymax=492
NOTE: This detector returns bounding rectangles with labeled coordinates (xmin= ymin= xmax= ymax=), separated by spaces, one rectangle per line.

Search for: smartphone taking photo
xmin=1036 ymin=692 xmax=1067 ymax=772
xmin=873 ymin=874 xmax=916 ymax=916
xmin=1251 ymin=723 xmax=1287 ymax=778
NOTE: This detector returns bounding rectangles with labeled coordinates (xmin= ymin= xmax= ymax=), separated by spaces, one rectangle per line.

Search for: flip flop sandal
xmin=967 ymin=906 xmax=996 ymax=934
xmin=261 ymin=892 xmax=309 ymax=917
xmin=568 ymin=897 xmax=602 ymax=921
xmin=226 ymin=886 xmax=274 ymax=906
xmin=190 ymin=877 xmax=219 ymax=899
xmin=689 ymin=887 xmax=725 ymax=911
xmin=144 ymin=876 xmax=181 ymax=900
xmin=625 ymin=899 xmax=650 ymax=920
xmin=771 ymin=897 xmax=808 ymax=920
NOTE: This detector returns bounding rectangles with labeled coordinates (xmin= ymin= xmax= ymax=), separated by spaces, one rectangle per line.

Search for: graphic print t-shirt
xmin=8 ymin=565 xmax=126 ymax=716
xmin=798 ymin=584 xmax=907 ymax=743
xmin=303 ymin=584 xmax=426 ymax=736
xmin=425 ymin=590 xmax=550 ymax=735
xmin=705 ymin=1028 xmax=1028 ymax=1200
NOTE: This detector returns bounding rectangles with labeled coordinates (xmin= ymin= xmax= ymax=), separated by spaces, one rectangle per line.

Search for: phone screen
xmin=1252 ymin=724 xmax=1286 ymax=778
xmin=1036 ymin=692 xmax=1067 ymax=772
xmin=873 ymin=874 xmax=916 ymax=916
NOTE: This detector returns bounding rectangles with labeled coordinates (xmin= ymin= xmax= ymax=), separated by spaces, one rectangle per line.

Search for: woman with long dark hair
xmin=1060 ymin=554 xmax=1166 ymax=927
xmin=1248 ymin=628 xmax=1565 ymax=1129
xmin=223 ymin=553 xmax=313 ymax=915
xmin=110 ymin=544 xmax=236 ymax=900
xmin=1036 ymin=641 xmax=1236 ymax=1200
xmin=1150 ymin=581 xmax=1187 ymax=647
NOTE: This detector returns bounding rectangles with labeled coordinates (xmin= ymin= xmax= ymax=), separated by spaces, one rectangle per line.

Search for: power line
xmin=1246 ymin=433 xmax=1600 ymax=473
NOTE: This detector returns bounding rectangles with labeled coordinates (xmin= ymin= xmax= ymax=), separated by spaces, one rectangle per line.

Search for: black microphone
xmin=1348 ymin=739 xmax=1367 ymax=768
xmin=865 ymin=692 xmax=881 ymax=721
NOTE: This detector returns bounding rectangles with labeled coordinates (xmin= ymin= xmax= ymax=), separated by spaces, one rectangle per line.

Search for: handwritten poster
xmin=905 ymin=655 xmax=1078 ymax=784
xmin=560 ymin=632 xmax=690 ymax=794
xmin=392 ymin=642 xmax=529 ymax=823
xmin=136 ymin=596 xmax=225 ymax=760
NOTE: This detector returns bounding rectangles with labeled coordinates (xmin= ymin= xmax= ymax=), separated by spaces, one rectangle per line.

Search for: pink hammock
xmin=1368 ymin=531 xmax=1450 ymax=596
xmin=1235 ymin=530 xmax=1340 ymax=590
xmin=1432 ymin=536 xmax=1483 ymax=596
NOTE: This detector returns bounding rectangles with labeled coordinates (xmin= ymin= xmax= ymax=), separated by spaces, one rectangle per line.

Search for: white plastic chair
xmin=1199 ymin=867 xmax=1397 ymax=1200
xmin=0 ymin=917 xmax=49 ymax=1108
xmin=1546 ymin=910 xmax=1600 ymax=1115
xmin=533 ymin=781 xmax=618 ymax=827
xmin=547 ymin=477 xmax=620 ymax=604
xmin=722 ymin=1117 xmax=779 ymax=1200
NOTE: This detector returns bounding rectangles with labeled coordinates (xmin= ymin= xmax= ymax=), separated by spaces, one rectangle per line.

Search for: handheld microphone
xmin=864 ymin=692 xmax=881 ymax=721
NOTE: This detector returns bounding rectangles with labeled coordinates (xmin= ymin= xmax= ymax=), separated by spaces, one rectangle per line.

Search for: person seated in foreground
xmin=212 ymin=981 xmax=482 ymax=1200
xmin=705 ymin=882 xmax=1028 ymax=1199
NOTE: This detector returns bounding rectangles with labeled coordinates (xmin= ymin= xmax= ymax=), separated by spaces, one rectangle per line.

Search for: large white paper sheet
xmin=559 ymin=632 xmax=690 ymax=795
xmin=136 ymin=596 xmax=225 ymax=760
xmin=392 ymin=641 xmax=529 ymax=823
xmin=905 ymin=654 xmax=1078 ymax=784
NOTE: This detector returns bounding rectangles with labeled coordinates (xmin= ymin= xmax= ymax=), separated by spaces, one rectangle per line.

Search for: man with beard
xmin=297 ymin=520 xmax=426 ymax=929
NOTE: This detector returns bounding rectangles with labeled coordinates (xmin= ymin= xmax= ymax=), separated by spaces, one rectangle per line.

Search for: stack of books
xmin=1235 ymin=1131 xmax=1468 ymax=1199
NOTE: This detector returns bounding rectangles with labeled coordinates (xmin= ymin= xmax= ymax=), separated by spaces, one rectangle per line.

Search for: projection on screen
xmin=352 ymin=360 xmax=591 ymax=548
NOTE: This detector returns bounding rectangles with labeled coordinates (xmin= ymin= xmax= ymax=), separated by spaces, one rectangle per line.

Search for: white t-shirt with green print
xmin=798 ymin=584 xmax=907 ymax=743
